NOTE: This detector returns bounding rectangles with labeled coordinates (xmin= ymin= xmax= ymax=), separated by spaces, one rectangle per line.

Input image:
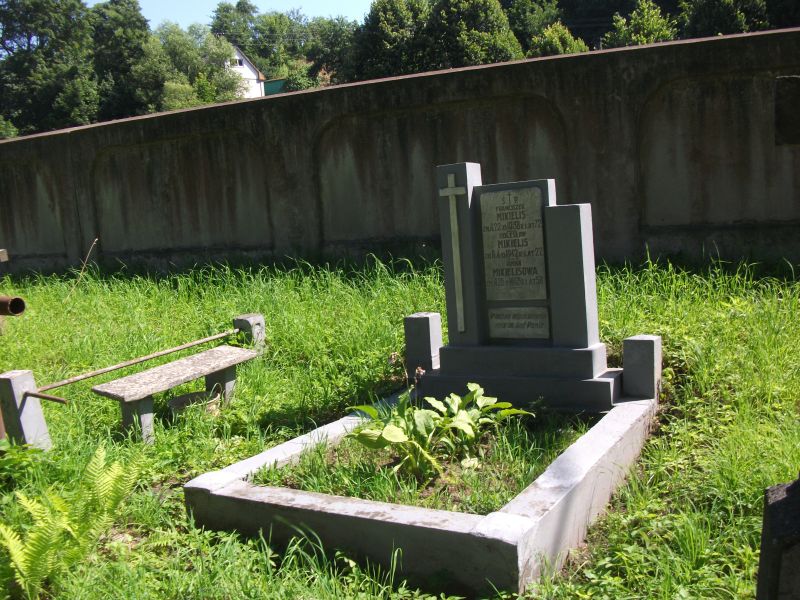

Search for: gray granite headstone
xmin=414 ymin=162 xmax=625 ymax=410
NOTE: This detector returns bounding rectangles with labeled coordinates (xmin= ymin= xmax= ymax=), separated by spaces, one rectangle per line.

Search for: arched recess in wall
xmin=639 ymin=73 xmax=800 ymax=230
xmin=91 ymin=130 xmax=273 ymax=256
xmin=0 ymin=159 xmax=65 ymax=261
xmin=315 ymin=95 xmax=568 ymax=250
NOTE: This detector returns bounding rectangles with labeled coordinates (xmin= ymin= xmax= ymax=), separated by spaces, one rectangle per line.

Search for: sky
xmin=86 ymin=1 xmax=374 ymax=29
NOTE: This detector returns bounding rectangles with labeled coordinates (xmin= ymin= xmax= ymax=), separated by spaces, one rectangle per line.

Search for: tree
xmin=353 ymin=0 xmax=430 ymax=79
xmin=679 ymin=0 xmax=768 ymax=36
xmin=210 ymin=0 xmax=257 ymax=55
xmin=129 ymin=34 xmax=173 ymax=112
xmin=196 ymin=26 xmax=245 ymax=101
xmin=251 ymin=10 xmax=309 ymax=77
xmin=765 ymin=0 xmax=800 ymax=28
xmin=305 ymin=16 xmax=358 ymax=83
xmin=90 ymin=0 xmax=151 ymax=120
xmin=527 ymin=20 xmax=588 ymax=56
xmin=154 ymin=22 xmax=245 ymax=108
xmin=602 ymin=0 xmax=677 ymax=47
xmin=0 ymin=115 xmax=17 ymax=138
xmin=501 ymin=0 xmax=561 ymax=52
xmin=422 ymin=0 xmax=524 ymax=70
xmin=558 ymin=0 xmax=636 ymax=46
xmin=0 ymin=0 xmax=99 ymax=133
xmin=284 ymin=60 xmax=320 ymax=91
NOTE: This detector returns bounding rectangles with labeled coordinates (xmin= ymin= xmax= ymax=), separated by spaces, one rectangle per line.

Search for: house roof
xmin=232 ymin=45 xmax=267 ymax=82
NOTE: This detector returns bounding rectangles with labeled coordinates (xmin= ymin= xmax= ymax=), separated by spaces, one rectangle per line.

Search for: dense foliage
xmin=602 ymin=0 xmax=677 ymax=48
xmin=1 ymin=0 xmax=798 ymax=136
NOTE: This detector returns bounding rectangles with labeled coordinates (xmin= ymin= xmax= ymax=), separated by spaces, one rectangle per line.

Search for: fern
xmin=0 ymin=446 xmax=139 ymax=599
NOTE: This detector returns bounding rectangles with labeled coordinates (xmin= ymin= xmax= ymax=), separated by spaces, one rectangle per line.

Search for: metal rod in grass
xmin=66 ymin=237 xmax=98 ymax=300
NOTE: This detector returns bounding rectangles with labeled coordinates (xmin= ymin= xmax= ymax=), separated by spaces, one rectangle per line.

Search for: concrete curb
xmin=186 ymin=394 xmax=656 ymax=595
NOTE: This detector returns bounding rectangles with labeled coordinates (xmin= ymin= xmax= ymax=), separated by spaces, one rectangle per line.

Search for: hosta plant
xmin=347 ymin=383 xmax=532 ymax=481
xmin=347 ymin=393 xmax=443 ymax=481
xmin=424 ymin=382 xmax=533 ymax=464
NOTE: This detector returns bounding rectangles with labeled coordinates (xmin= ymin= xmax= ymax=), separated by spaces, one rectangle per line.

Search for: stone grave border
xmin=185 ymin=390 xmax=657 ymax=595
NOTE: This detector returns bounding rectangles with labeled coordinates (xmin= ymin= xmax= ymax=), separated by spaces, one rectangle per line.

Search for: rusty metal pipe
xmin=24 ymin=391 xmax=68 ymax=405
xmin=0 ymin=296 xmax=25 ymax=316
xmin=38 ymin=328 xmax=238 ymax=393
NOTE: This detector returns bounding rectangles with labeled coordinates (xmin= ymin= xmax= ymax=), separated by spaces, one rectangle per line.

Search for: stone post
xmin=757 ymin=477 xmax=800 ymax=599
xmin=234 ymin=313 xmax=265 ymax=352
xmin=0 ymin=370 xmax=52 ymax=449
xmin=622 ymin=335 xmax=663 ymax=400
xmin=403 ymin=312 xmax=443 ymax=384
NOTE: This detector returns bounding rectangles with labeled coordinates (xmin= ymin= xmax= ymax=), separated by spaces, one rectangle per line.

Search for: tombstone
xmin=405 ymin=162 xmax=649 ymax=411
xmin=757 ymin=477 xmax=800 ymax=600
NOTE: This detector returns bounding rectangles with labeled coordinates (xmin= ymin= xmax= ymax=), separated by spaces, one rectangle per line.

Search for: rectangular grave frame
xmin=185 ymin=391 xmax=657 ymax=596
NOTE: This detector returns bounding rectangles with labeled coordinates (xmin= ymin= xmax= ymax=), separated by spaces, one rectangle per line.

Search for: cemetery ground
xmin=0 ymin=258 xmax=798 ymax=598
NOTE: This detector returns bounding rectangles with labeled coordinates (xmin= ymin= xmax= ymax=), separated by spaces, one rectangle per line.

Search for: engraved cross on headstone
xmin=439 ymin=174 xmax=467 ymax=332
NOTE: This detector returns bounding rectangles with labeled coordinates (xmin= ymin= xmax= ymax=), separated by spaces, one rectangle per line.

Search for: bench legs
xmin=121 ymin=396 xmax=154 ymax=444
xmin=205 ymin=367 xmax=236 ymax=404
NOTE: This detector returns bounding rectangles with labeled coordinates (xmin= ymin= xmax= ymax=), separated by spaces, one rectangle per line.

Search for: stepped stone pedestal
xmin=408 ymin=163 xmax=633 ymax=411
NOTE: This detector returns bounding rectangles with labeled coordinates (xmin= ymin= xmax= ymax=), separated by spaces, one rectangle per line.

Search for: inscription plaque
xmin=480 ymin=187 xmax=547 ymax=301
xmin=488 ymin=306 xmax=549 ymax=339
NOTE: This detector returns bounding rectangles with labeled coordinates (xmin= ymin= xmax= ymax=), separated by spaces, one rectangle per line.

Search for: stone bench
xmin=92 ymin=344 xmax=258 ymax=443
xmin=1 ymin=314 xmax=265 ymax=449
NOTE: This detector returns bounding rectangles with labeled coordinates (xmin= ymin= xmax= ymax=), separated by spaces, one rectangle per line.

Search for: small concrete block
xmin=0 ymin=370 xmax=51 ymax=450
xmin=404 ymin=312 xmax=443 ymax=381
xmin=622 ymin=335 xmax=662 ymax=400
xmin=234 ymin=313 xmax=265 ymax=351
xmin=206 ymin=366 xmax=236 ymax=403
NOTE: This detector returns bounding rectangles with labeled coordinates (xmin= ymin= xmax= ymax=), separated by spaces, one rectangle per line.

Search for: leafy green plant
xmin=347 ymin=383 xmax=532 ymax=480
xmin=0 ymin=446 xmax=139 ymax=599
xmin=423 ymin=382 xmax=532 ymax=465
xmin=347 ymin=393 xmax=443 ymax=481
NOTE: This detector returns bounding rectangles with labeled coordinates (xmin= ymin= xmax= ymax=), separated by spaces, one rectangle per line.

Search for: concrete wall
xmin=1 ymin=29 xmax=799 ymax=272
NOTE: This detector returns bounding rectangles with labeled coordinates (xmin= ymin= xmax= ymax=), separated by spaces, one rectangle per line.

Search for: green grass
xmin=0 ymin=258 xmax=798 ymax=598
xmin=252 ymin=413 xmax=594 ymax=515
